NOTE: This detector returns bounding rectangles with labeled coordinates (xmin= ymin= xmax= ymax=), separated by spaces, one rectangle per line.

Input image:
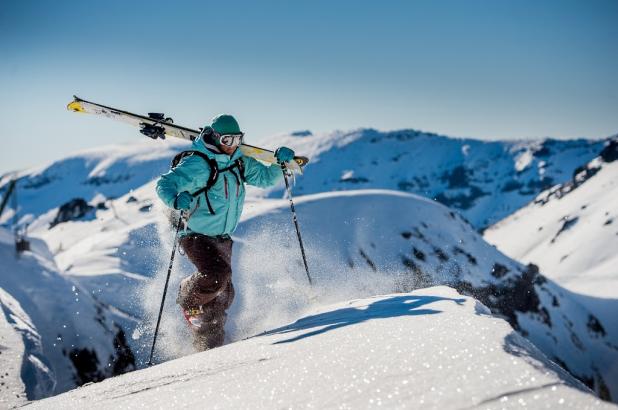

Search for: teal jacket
xmin=156 ymin=136 xmax=282 ymax=236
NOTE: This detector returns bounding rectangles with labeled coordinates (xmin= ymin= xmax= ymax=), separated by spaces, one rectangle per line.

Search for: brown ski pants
xmin=176 ymin=233 xmax=235 ymax=351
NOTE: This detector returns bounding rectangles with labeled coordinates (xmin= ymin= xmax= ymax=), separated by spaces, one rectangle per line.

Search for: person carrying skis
xmin=156 ymin=114 xmax=295 ymax=351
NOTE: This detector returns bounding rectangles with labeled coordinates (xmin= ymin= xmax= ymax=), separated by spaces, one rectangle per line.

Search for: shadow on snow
xmin=261 ymin=294 xmax=466 ymax=344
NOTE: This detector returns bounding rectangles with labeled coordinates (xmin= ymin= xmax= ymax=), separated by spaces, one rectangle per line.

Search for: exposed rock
xmin=85 ymin=175 xmax=131 ymax=186
xmin=587 ymin=315 xmax=606 ymax=338
xmin=501 ymin=180 xmax=524 ymax=192
xmin=68 ymin=348 xmax=104 ymax=386
xmin=111 ymin=327 xmax=136 ymax=375
xmin=457 ymin=264 xmax=549 ymax=330
xmin=49 ymin=198 xmax=94 ymax=228
xmin=453 ymin=246 xmax=478 ymax=265
xmin=23 ymin=175 xmax=55 ymax=189
xmin=432 ymin=247 xmax=449 ymax=262
xmin=359 ymin=249 xmax=377 ymax=271
xmin=435 ymin=186 xmax=488 ymax=210
xmin=551 ymin=216 xmax=579 ymax=243
xmin=441 ymin=165 xmax=470 ymax=189
xmin=412 ymin=247 xmax=426 ymax=261
xmin=490 ymin=263 xmax=510 ymax=279
xmin=599 ymin=138 xmax=618 ymax=162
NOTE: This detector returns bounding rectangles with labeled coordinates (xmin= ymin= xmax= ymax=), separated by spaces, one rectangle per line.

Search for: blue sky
xmin=1 ymin=0 xmax=617 ymax=174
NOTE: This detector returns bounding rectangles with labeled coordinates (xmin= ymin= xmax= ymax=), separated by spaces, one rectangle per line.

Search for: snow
xmin=0 ymin=227 xmax=135 ymax=400
xmin=258 ymin=130 xmax=604 ymax=228
xmin=0 ymin=288 xmax=30 ymax=408
xmin=0 ymin=129 xmax=616 ymax=405
xmin=28 ymin=287 xmax=611 ymax=409
xmin=484 ymin=160 xmax=618 ymax=337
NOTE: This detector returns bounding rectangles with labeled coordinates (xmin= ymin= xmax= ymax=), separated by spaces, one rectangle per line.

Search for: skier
xmin=156 ymin=114 xmax=295 ymax=350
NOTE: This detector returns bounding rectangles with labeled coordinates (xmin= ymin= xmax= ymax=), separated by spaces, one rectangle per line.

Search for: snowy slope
xmin=0 ymin=227 xmax=135 ymax=400
xmin=28 ymin=287 xmax=612 ymax=410
xmin=226 ymin=190 xmax=618 ymax=401
xmin=484 ymin=140 xmax=618 ymax=340
xmin=259 ymin=129 xmax=606 ymax=228
xmin=16 ymin=179 xmax=618 ymax=401
xmin=0 ymin=287 xmax=30 ymax=408
xmin=0 ymin=131 xmax=615 ymax=403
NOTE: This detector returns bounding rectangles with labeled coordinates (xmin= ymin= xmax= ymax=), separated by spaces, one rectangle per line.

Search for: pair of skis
xmin=67 ymin=96 xmax=309 ymax=173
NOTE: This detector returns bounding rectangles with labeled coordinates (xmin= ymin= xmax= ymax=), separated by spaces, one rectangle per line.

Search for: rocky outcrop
xmin=49 ymin=198 xmax=94 ymax=228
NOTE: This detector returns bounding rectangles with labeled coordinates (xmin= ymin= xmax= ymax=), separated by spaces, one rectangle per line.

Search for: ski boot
xmin=182 ymin=306 xmax=205 ymax=329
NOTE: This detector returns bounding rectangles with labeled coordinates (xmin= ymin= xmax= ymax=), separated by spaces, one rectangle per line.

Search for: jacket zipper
xmin=224 ymin=176 xmax=228 ymax=199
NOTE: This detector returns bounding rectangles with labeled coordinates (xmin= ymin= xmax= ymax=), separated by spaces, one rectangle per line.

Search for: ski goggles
xmin=217 ymin=132 xmax=244 ymax=147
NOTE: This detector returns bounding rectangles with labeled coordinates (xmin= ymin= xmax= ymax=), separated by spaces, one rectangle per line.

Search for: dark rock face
xmin=23 ymin=174 xmax=55 ymax=189
xmin=67 ymin=327 xmax=135 ymax=387
xmin=457 ymin=264 xmax=550 ymax=330
xmin=587 ymin=315 xmax=606 ymax=338
xmin=435 ymin=186 xmax=488 ymax=210
xmin=397 ymin=226 xmax=615 ymax=400
xmin=111 ymin=327 xmax=136 ymax=375
xmin=534 ymin=142 xmax=552 ymax=157
xmin=85 ymin=175 xmax=131 ymax=186
xmin=551 ymin=216 xmax=579 ymax=243
xmin=535 ymin=139 xmax=616 ymax=206
xmin=535 ymin=165 xmax=600 ymax=205
xmin=490 ymin=263 xmax=509 ymax=278
xmin=501 ymin=180 xmax=524 ymax=192
xmin=68 ymin=348 xmax=104 ymax=386
xmin=599 ymin=138 xmax=618 ymax=162
xmin=441 ymin=165 xmax=470 ymax=189
xmin=49 ymin=198 xmax=94 ymax=228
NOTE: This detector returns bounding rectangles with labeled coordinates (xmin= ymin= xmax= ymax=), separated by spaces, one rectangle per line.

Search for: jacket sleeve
xmin=156 ymin=155 xmax=208 ymax=208
xmin=242 ymin=156 xmax=283 ymax=188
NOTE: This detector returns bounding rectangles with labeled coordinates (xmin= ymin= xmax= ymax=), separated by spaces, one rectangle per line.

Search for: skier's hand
xmin=275 ymin=146 xmax=295 ymax=164
xmin=174 ymin=191 xmax=194 ymax=210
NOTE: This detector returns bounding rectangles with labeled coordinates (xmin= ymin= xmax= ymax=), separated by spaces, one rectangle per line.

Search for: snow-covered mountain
xmin=485 ymin=138 xmax=618 ymax=341
xmin=0 ymin=130 xmax=615 ymax=404
xmin=261 ymin=129 xmax=606 ymax=228
xmin=1 ymin=129 xmax=605 ymax=231
xmin=28 ymin=287 xmax=613 ymax=409
xmin=0 ymin=227 xmax=134 ymax=404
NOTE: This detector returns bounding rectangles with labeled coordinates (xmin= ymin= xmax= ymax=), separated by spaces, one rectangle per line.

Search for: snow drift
xmin=28 ymin=287 xmax=611 ymax=409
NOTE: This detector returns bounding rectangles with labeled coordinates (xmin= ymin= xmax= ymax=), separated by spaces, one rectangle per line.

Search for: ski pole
xmin=281 ymin=164 xmax=313 ymax=285
xmin=147 ymin=212 xmax=183 ymax=366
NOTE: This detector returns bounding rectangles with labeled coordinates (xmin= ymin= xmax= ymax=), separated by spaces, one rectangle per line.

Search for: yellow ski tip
xmin=67 ymin=100 xmax=85 ymax=113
